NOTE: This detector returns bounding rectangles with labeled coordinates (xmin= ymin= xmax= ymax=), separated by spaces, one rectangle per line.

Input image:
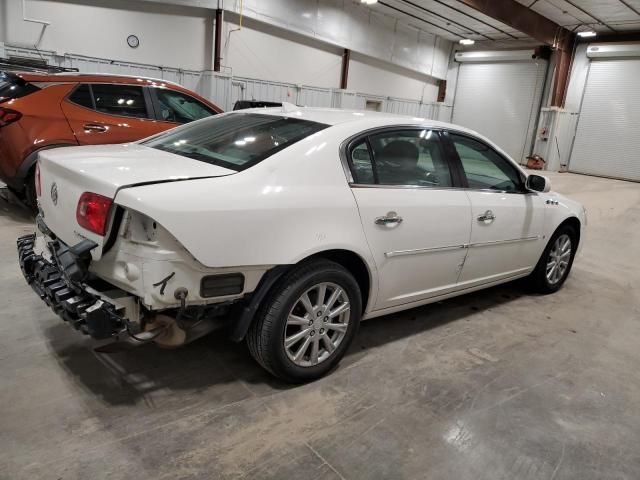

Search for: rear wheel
xmin=247 ymin=259 xmax=361 ymax=383
xmin=24 ymin=169 xmax=38 ymax=214
xmin=528 ymin=225 xmax=577 ymax=293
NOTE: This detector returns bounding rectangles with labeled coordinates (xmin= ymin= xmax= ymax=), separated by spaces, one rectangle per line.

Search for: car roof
xmin=235 ymin=105 xmax=478 ymax=134
xmin=11 ymin=71 xmax=223 ymax=112
xmin=14 ymin=71 xmax=181 ymax=87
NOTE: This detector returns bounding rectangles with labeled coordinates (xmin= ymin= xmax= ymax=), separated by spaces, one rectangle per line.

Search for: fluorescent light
xmin=578 ymin=31 xmax=597 ymax=37
xmin=459 ymin=39 xmax=475 ymax=45
xmin=360 ymin=0 xmax=378 ymax=4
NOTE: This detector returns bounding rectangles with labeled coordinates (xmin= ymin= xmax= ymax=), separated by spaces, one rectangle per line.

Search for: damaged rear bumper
xmin=17 ymin=233 xmax=127 ymax=339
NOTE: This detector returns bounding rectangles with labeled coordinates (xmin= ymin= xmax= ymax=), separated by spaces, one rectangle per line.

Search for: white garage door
xmin=452 ymin=60 xmax=547 ymax=163
xmin=569 ymin=58 xmax=640 ymax=181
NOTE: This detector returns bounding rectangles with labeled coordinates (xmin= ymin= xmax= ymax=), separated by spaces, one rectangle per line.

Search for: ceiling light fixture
xmin=577 ymin=31 xmax=597 ymax=38
xmin=459 ymin=39 xmax=475 ymax=45
xmin=360 ymin=0 xmax=378 ymax=4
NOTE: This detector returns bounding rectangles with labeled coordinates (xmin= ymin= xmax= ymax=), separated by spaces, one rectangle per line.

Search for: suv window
xmin=350 ymin=129 xmax=452 ymax=187
xmin=68 ymin=84 xmax=94 ymax=109
xmin=142 ymin=113 xmax=328 ymax=172
xmin=91 ymin=84 xmax=149 ymax=119
xmin=0 ymin=73 xmax=40 ymax=103
xmin=451 ymin=133 xmax=523 ymax=192
xmin=155 ymin=88 xmax=216 ymax=123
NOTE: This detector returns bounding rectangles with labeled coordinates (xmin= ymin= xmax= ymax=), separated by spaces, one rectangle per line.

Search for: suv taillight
xmin=76 ymin=192 xmax=113 ymax=236
xmin=35 ymin=163 xmax=41 ymax=197
xmin=0 ymin=107 xmax=22 ymax=127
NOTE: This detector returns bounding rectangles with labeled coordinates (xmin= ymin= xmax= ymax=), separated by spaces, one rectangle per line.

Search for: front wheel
xmin=247 ymin=259 xmax=362 ymax=383
xmin=528 ymin=225 xmax=577 ymax=293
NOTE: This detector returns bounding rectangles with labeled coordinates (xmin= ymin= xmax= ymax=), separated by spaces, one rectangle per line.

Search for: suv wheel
xmin=247 ymin=259 xmax=361 ymax=383
xmin=24 ymin=169 xmax=38 ymax=213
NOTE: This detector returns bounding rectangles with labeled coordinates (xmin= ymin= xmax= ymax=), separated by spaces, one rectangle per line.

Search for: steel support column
xmin=456 ymin=0 xmax=575 ymax=106
xmin=214 ymin=8 xmax=222 ymax=72
xmin=340 ymin=49 xmax=350 ymax=90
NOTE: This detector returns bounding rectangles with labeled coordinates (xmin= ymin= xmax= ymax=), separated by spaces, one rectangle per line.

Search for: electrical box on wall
xmin=532 ymin=108 xmax=580 ymax=172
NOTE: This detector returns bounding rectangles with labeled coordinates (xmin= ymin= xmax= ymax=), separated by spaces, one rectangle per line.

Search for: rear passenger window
xmin=68 ymin=84 xmax=94 ymax=109
xmin=349 ymin=141 xmax=375 ymax=184
xmin=350 ymin=129 xmax=452 ymax=187
xmin=91 ymin=84 xmax=149 ymax=119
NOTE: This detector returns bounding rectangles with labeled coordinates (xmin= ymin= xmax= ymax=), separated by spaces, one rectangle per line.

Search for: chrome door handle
xmin=83 ymin=123 xmax=107 ymax=133
xmin=477 ymin=210 xmax=496 ymax=222
xmin=375 ymin=211 xmax=403 ymax=226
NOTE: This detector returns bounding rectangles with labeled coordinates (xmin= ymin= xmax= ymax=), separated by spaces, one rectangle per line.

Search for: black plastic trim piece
xmin=229 ymin=265 xmax=290 ymax=342
xmin=200 ymin=273 xmax=245 ymax=298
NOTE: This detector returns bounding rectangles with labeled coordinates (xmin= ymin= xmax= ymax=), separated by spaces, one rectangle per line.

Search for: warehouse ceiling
xmin=371 ymin=0 xmax=640 ymax=43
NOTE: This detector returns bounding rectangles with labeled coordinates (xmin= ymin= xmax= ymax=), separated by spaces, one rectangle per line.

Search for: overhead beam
xmin=455 ymin=0 xmax=575 ymax=107
xmin=455 ymin=0 xmax=573 ymax=48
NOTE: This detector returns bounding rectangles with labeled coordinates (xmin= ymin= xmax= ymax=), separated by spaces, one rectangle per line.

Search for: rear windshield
xmin=0 ymin=72 xmax=40 ymax=103
xmin=142 ymin=113 xmax=328 ymax=171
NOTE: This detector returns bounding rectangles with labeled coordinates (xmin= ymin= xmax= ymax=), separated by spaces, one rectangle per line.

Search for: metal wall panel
xmin=3 ymin=46 xmax=448 ymax=118
xmin=332 ymin=90 xmax=365 ymax=110
xmin=569 ymin=58 xmax=640 ymax=181
xmin=452 ymin=59 xmax=548 ymax=163
xmin=298 ymin=87 xmax=332 ymax=107
xmin=227 ymin=0 xmax=453 ymax=79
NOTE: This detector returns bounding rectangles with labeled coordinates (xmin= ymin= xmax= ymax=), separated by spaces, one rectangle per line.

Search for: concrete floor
xmin=1 ymin=172 xmax=640 ymax=479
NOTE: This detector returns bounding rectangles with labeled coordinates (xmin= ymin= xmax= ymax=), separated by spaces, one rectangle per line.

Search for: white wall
xmin=0 ymin=0 xmax=6 ymax=45
xmin=2 ymin=0 xmax=445 ymax=103
xmin=4 ymin=0 xmax=210 ymax=70
xmin=221 ymin=16 xmax=343 ymax=89
xmin=349 ymin=53 xmax=439 ymax=101
xmin=223 ymin=0 xmax=452 ymax=80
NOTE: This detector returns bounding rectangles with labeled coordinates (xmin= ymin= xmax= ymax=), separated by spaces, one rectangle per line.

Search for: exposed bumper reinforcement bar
xmin=17 ymin=233 xmax=126 ymax=339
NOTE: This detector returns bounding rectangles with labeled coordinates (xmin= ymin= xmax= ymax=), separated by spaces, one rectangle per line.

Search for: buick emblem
xmin=50 ymin=182 xmax=58 ymax=205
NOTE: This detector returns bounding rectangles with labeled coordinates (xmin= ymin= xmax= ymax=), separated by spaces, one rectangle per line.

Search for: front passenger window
xmin=451 ymin=134 xmax=523 ymax=192
xmin=155 ymin=89 xmax=216 ymax=124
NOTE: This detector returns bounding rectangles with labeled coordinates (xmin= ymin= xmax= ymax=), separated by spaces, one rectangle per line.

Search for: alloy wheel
xmin=284 ymin=282 xmax=350 ymax=367
xmin=546 ymin=234 xmax=572 ymax=285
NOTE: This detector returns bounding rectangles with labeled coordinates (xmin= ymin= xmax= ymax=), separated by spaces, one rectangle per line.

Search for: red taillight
xmin=35 ymin=163 xmax=41 ymax=197
xmin=76 ymin=192 xmax=113 ymax=236
xmin=0 ymin=107 xmax=22 ymax=127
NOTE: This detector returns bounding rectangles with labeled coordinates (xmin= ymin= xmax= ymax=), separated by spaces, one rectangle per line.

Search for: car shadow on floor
xmin=42 ymin=282 xmax=528 ymax=407
xmin=0 ymin=188 xmax=33 ymax=223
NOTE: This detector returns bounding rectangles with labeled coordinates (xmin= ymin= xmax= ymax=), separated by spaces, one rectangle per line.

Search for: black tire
xmin=247 ymin=259 xmax=362 ymax=383
xmin=24 ymin=169 xmax=38 ymax=214
xmin=528 ymin=224 xmax=578 ymax=294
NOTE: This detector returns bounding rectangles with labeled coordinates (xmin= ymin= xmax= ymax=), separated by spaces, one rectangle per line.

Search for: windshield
xmin=142 ymin=113 xmax=328 ymax=171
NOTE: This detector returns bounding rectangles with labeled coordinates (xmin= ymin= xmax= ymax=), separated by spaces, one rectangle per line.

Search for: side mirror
xmin=526 ymin=174 xmax=551 ymax=193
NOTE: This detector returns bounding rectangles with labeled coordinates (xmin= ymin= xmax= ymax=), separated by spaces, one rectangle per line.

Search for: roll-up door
xmin=452 ymin=57 xmax=547 ymax=163
xmin=569 ymin=58 xmax=640 ymax=181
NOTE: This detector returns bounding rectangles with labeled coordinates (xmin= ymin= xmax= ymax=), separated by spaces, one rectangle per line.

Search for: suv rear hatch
xmin=37 ymin=143 xmax=235 ymax=259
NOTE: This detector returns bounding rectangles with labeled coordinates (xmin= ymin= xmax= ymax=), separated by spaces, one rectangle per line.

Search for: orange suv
xmin=0 ymin=71 xmax=223 ymax=206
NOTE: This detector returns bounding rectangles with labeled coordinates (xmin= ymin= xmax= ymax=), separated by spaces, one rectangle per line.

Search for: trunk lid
xmin=37 ymin=143 xmax=235 ymax=258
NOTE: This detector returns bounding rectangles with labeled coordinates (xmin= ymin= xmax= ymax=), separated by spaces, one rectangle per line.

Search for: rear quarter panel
xmin=114 ymin=125 xmax=375 ymax=271
xmin=0 ymin=84 xmax=78 ymax=182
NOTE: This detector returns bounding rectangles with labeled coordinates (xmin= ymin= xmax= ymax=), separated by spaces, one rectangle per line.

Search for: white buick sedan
xmin=18 ymin=106 xmax=585 ymax=382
